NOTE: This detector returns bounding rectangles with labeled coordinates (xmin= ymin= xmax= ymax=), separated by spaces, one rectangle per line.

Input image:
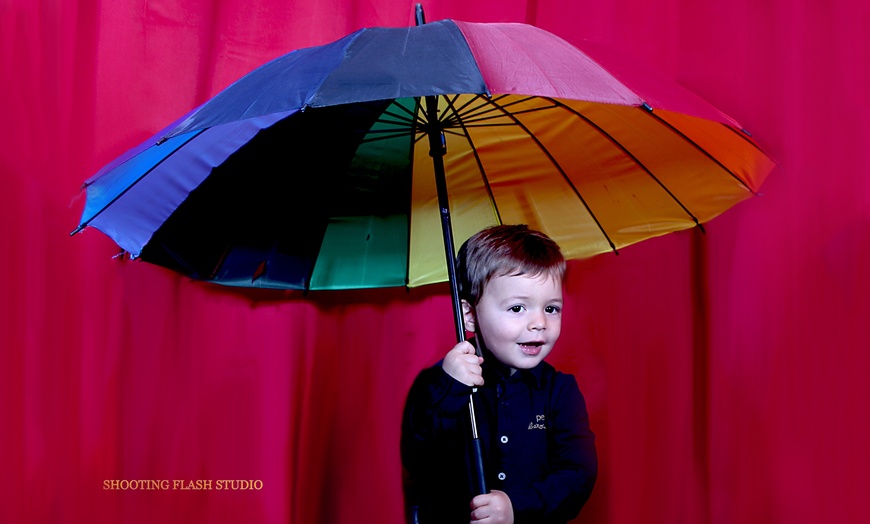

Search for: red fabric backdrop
xmin=2 ymin=0 xmax=868 ymax=522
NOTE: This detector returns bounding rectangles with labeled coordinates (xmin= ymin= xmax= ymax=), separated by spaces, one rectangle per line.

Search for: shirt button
xmin=500 ymin=435 xmax=509 ymax=444
xmin=498 ymin=472 xmax=506 ymax=480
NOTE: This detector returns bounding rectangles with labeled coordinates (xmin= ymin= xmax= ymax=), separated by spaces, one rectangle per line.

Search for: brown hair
xmin=457 ymin=225 xmax=566 ymax=305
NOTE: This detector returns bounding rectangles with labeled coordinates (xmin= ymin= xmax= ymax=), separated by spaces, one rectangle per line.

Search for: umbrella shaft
xmin=424 ymin=94 xmax=465 ymax=344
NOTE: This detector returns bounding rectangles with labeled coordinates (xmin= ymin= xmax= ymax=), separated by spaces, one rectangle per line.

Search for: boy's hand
xmin=442 ymin=341 xmax=484 ymax=387
xmin=470 ymin=490 xmax=513 ymax=523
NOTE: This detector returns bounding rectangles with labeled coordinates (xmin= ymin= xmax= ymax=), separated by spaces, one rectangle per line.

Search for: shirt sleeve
xmin=509 ymin=373 xmax=598 ymax=523
xmin=400 ymin=363 xmax=476 ymax=519
xmin=401 ymin=363 xmax=475 ymax=450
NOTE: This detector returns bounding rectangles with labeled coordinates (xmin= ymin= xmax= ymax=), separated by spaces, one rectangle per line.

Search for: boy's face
xmin=463 ymin=272 xmax=563 ymax=371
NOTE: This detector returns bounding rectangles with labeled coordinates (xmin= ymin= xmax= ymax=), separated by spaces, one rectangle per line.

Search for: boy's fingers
xmin=457 ymin=341 xmax=476 ymax=354
xmin=443 ymin=342 xmax=485 ymax=386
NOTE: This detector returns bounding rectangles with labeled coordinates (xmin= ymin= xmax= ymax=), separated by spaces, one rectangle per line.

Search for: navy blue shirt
xmin=401 ymin=346 xmax=597 ymax=523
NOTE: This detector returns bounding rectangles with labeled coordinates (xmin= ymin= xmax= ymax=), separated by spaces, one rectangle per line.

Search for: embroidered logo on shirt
xmin=528 ymin=414 xmax=547 ymax=430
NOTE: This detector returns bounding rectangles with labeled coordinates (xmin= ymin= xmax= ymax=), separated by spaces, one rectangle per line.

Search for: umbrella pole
xmin=424 ymin=95 xmax=465 ymax=345
xmin=415 ymin=5 xmax=465 ymax=346
xmin=423 ymin=93 xmax=488 ymax=497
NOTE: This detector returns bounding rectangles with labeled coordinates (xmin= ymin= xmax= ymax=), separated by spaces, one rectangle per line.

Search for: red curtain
xmin=2 ymin=1 xmax=868 ymax=522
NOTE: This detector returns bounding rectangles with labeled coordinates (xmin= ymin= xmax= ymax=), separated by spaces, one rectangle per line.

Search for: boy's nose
xmin=528 ymin=313 xmax=546 ymax=330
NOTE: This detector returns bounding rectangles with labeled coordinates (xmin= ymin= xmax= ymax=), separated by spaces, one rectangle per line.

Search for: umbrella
xmin=73 ymin=10 xmax=774 ymax=310
xmin=72 ymin=5 xmax=775 ymax=497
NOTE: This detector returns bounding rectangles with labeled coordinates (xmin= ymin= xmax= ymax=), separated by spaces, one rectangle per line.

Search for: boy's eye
xmin=545 ymin=305 xmax=561 ymax=314
xmin=508 ymin=305 xmax=524 ymax=313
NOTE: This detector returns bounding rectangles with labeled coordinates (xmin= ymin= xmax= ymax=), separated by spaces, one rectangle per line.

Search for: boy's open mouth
xmin=519 ymin=341 xmax=544 ymax=355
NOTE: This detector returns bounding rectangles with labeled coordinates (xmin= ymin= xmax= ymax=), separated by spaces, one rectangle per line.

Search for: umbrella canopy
xmin=74 ymin=18 xmax=775 ymax=293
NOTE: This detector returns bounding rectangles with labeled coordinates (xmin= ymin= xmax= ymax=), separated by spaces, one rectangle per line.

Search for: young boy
xmin=401 ymin=225 xmax=598 ymax=524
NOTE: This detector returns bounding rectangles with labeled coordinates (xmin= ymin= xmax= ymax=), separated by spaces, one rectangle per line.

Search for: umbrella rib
xmin=361 ymin=130 xmax=415 ymax=143
xmin=481 ymin=96 xmax=619 ymax=253
xmin=374 ymin=116 xmax=414 ymax=129
xmin=380 ymin=106 xmax=417 ymax=125
xmin=436 ymin=94 xmax=473 ymax=130
xmin=437 ymin=94 xmax=501 ymax=128
xmin=70 ymin=130 xmax=204 ymax=235
xmin=726 ymin=122 xmax=774 ymax=162
xmin=369 ymin=112 xmax=416 ymax=132
xmin=438 ymin=94 xmax=558 ymax=130
xmin=440 ymin=95 xmax=504 ymax=225
xmin=643 ymin=107 xmax=762 ymax=196
xmin=550 ymin=98 xmax=706 ymax=232
xmin=444 ymin=95 xmax=537 ymax=125
xmin=447 ymin=96 xmax=560 ymax=128
xmin=358 ymin=101 xmax=419 ymax=144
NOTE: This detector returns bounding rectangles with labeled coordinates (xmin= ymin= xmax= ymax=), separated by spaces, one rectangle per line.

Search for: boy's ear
xmin=461 ymin=299 xmax=476 ymax=333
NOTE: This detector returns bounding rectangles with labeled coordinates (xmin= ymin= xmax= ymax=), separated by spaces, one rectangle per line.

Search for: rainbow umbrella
xmin=73 ymin=11 xmax=775 ymax=339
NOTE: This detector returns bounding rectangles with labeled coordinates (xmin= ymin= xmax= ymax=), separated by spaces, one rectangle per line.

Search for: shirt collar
xmin=478 ymin=341 xmax=546 ymax=389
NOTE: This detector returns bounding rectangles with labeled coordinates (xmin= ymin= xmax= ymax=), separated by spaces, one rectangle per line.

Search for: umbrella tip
xmin=415 ymin=4 xmax=425 ymax=26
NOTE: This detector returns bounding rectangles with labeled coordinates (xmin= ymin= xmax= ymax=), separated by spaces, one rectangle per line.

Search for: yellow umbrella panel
xmin=405 ymin=94 xmax=774 ymax=287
